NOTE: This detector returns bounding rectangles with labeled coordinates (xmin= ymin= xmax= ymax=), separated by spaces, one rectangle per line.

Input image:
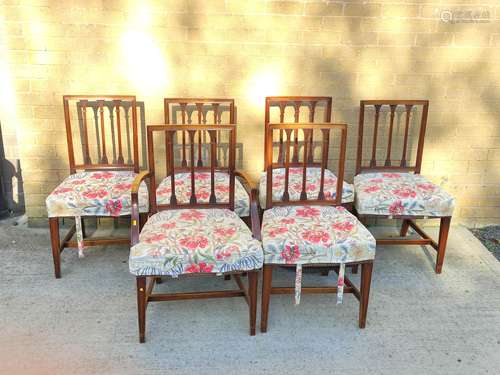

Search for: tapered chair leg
xmin=359 ymin=262 xmax=373 ymax=329
xmin=435 ymin=217 xmax=451 ymax=274
xmin=136 ymin=277 xmax=147 ymax=343
xmin=49 ymin=217 xmax=61 ymax=279
xmin=260 ymin=265 xmax=273 ymax=333
xmin=400 ymin=219 xmax=411 ymax=237
xmin=248 ymin=271 xmax=258 ymax=336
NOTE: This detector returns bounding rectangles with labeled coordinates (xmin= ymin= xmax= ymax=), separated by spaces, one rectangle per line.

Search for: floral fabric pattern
xmin=129 ymin=209 xmax=263 ymax=277
xmin=46 ymin=171 xmax=148 ymax=218
xmin=262 ymin=205 xmax=376 ymax=265
xmin=354 ymin=172 xmax=455 ymax=217
xmin=258 ymin=167 xmax=354 ymax=208
xmin=156 ymin=172 xmax=250 ymax=217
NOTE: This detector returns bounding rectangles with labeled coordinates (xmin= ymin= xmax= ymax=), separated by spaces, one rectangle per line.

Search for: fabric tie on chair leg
xmin=75 ymin=216 xmax=84 ymax=258
xmin=337 ymin=263 xmax=345 ymax=304
xmin=294 ymin=264 xmax=302 ymax=305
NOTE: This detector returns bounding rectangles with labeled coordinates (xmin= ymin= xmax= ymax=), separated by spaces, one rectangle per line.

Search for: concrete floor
xmin=0 ymin=221 xmax=499 ymax=375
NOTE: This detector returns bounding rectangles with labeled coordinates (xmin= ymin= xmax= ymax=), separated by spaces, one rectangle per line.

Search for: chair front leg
xmin=49 ymin=217 xmax=61 ymax=279
xmin=136 ymin=276 xmax=147 ymax=343
xmin=359 ymin=262 xmax=373 ymax=329
xmin=435 ymin=217 xmax=451 ymax=274
xmin=260 ymin=264 xmax=273 ymax=333
xmin=248 ymin=271 xmax=258 ymax=336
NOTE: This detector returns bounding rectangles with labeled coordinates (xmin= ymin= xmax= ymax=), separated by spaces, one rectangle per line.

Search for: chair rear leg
xmin=49 ymin=217 xmax=61 ymax=279
xmin=136 ymin=276 xmax=147 ymax=343
xmin=248 ymin=271 xmax=258 ymax=336
xmin=435 ymin=217 xmax=451 ymax=274
xmin=400 ymin=219 xmax=411 ymax=237
xmin=359 ymin=262 xmax=373 ymax=329
xmin=260 ymin=265 xmax=273 ymax=333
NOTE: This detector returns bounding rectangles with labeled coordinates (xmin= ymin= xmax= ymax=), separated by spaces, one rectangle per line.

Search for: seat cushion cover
xmin=156 ymin=172 xmax=250 ymax=217
xmin=46 ymin=171 xmax=148 ymax=218
xmin=262 ymin=205 xmax=375 ymax=265
xmin=354 ymin=172 xmax=455 ymax=217
xmin=258 ymin=167 xmax=354 ymax=208
xmin=129 ymin=209 xmax=263 ymax=276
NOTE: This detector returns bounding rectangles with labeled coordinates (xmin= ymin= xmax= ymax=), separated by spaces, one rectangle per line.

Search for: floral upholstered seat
xmin=46 ymin=171 xmax=148 ymax=218
xmin=258 ymin=167 xmax=354 ymax=208
xmin=129 ymin=209 xmax=263 ymax=277
xmin=156 ymin=172 xmax=250 ymax=217
xmin=262 ymin=205 xmax=376 ymax=265
xmin=354 ymin=172 xmax=455 ymax=217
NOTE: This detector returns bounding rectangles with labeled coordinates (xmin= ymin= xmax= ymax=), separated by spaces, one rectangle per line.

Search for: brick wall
xmin=0 ymin=0 xmax=499 ymax=226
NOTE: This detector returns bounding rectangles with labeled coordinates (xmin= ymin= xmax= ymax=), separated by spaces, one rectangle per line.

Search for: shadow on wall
xmin=0 ymin=121 xmax=25 ymax=216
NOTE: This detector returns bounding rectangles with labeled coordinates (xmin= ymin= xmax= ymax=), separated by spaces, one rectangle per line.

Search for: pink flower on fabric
xmin=305 ymin=183 xmax=317 ymax=192
xmin=114 ymin=183 xmax=132 ymax=191
xmin=180 ymin=210 xmax=205 ymax=221
xmin=54 ymin=187 xmax=73 ymax=195
xmin=185 ymin=262 xmax=214 ymax=273
xmin=157 ymin=187 xmax=171 ymax=196
xmin=70 ymin=179 xmax=86 ymax=185
xmin=332 ymin=221 xmax=355 ymax=232
xmin=369 ymin=178 xmax=384 ymax=183
xmin=302 ymin=230 xmax=330 ymax=244
xmin=290 ymin=168 xmax=302 ymax=175
xmin=388 ymin=200 xmax=405 ymax=215
xmin=105 ymin=199 xmax=123 ymax=216
xmin=281 ymin=218 xmax=295 ymax=224
xmin=382 ymin=173 xmax=401 ymax=178
xmin=363 ymin=185 xmax=380 ymax=193
xmin=175 ymin=180 xmax=185 ymax=186
xmin=417 ymin=183 xmax=436 ymax=192
xmin=324 ymin=178 xmax=337 ymax=186
xmin=296 ymin=207 xmax=320 ymax=217
xmin=215 ymin=245 xmax=238 ymax=260
xmin=179 ymin=236 xmax=209 ymax=250
xmin=280 ymin=244 xmax=300 ymax=264
xmin=215 ymin=185 xmax=229 ymax=193
xmin=195 ymin=173 xmax=210 ymax=181
xmin=267 ymin=227 xmax=288 ymax=238
xmin=83 ymin=190 xmax=108 ymax=199
xmin=189 ymin=191 xmax=210 ymax=200
xmin=161 ymin=222 xmax=176 ymax=230
xmin=275 ymin=174 xmax=285 ymax=181
xmin=214 ymin=227 xmax=236 ymax=238
xmin=393 ymin=188 xmax=416 ymax=198
xmin=338 ymin=276 xmax=344 ymax=287
xmin=144 ymin=233 xmax=166 ymax=243
xmin=91 ymin=172 xmax=114 ymax=179
xmin=149 ymin=248 xmax=162 ymax=257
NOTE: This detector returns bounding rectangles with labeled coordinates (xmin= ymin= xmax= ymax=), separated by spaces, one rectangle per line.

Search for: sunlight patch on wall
xmin=246 ymin=67 xmax=283 ymax=108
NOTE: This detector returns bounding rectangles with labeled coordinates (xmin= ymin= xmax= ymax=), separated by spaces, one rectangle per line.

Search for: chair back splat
xmin=264 ymin=122 xmax=347 ymax=209
xmin=164 ymin=98 xmax=235 ymax=174
xmin=356 ymin=100 xmax=429 ymax=175
xmin=265 ymin=96 xmax=332 ymax=166
xmin=147 ymin=124 xmax=236 ymax=213
xmin=63 ymin=95 xmax=140 ymax=174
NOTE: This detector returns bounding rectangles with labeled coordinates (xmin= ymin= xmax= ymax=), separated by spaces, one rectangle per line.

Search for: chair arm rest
xmin=235 ymin=170 xmax=257 ymax=194
xmin=131 ymin=171 xmax=151 ymax=246
xmin=250 ymin=188 xmax=261 ymax=241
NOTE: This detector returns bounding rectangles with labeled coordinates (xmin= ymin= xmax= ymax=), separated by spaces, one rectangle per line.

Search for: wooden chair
xmin=161 ymin=98 xmax=253 ymax=222
xmin=260 ymin=96 xmax=355 ymax=209
xmin=354 ymin=100 xmax=455 ymax=273
xmin=258 ymin=122 xmax=376 ymax=332
xmin=130 ymin=124 xmax=262 ymax=343
xmin=47 ymin=95 xmax=148 ymax=278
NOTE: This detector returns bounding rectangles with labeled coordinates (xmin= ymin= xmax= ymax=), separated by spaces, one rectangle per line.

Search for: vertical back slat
xmin=278 ymin=102 xmax=286 ymax=163
xmin=208 ymin=130 xmax=217 ymax=204
xmin=188 ymin=130 xmax=197 ymax=204
xmin=401 ymin=104 xmax=413 ymax=167
xmin=318 ymin=128 xmax=330 ymax=200
xmin=115 ymin=100 xmax=124 ymax=164
xmin=80 ymin=100 xmax=92 ymax=165
xmin=300 ymin=129 xmax=311 ymax=201
xmin=292 ymin=101 xmax=300 ymax=163
xmin=228 ymin=125 xmax=236 ymax=210
xmin=385 ymin=104 xmax=397 ymax=166
xmin=415 ymin=101 xmax=429 ymax=174
xmin=146 ymin=127 xmax=157 ymax=213
xmin=307 ymin=101 xmax=317 ymax=162
xmin=196 ymin=103 xmax=203 ymax=167
xmin=370 ymin=104 xmax=381 ymax=167
xmin=164 ymin=101 xmax=171 ymax=176
xmin=336 ymin=127 xmax=347 ymax=205
xmin=283 ymin=129 xmax=292 ymax=202
xmin=180 ymin=103 xmax=187 ymax=167
xmin=131 ymin=99 xmax=139 ymax=173
xmin=168 ymin=131 xmax=177 ymax=205
xmin=99 ymin=100 xmax=108 ymax=164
